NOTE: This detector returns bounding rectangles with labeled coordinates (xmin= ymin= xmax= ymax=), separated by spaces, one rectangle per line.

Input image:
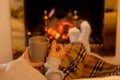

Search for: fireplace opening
xmin=24 ymin=0 xmax=104 ymax=45
xmin=46 ymin=20 xmax=73 ymax=43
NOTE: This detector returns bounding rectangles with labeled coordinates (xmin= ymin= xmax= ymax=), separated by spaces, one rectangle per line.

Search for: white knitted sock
xmin=76 ymin=20 xmax=91 ymax=53
xmin=68 ymin=27 xmax=80 ymax=43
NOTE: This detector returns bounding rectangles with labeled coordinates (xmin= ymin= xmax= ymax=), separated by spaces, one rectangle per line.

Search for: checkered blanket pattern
xmin=59 ymin=42 xmax=120 ymax=80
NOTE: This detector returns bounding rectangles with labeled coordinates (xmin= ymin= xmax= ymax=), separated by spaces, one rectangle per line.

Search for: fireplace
xmin=24 ymin=0 xmax=104 ymax=45
xmin=26 ymin=9 xmax=79 ymax=44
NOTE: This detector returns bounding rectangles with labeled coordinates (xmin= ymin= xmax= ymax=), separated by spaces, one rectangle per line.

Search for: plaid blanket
xmin=59 ymin=42 xmax=120 ymax=80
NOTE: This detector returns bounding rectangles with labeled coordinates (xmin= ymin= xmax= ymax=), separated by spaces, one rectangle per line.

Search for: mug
xmin=29 ymin=36 xmax=49 ymax=62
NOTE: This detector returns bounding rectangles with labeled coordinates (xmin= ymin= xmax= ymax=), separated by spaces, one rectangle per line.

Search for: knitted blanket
xmin=59 ymin=42 xmax=120 ymax=80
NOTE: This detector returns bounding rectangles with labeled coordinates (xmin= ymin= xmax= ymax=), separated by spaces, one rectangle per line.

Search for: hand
xmin=23 ymin=48 xmax=44 ymax=67
xmin=48 ymin=40 xmax=66 ymax=60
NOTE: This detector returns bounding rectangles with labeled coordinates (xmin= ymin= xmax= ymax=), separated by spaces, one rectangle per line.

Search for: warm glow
xmin=47 ymin=21 xmax=73 ymax=40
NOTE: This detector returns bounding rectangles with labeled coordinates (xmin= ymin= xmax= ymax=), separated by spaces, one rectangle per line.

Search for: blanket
xmin=59 ymin=42 xmax=120 ymax=80
xmin=73 ymin=76 xmax=120 ymax=80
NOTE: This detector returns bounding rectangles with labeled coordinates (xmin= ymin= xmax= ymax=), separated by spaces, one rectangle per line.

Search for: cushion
xmin=0 ymin=57 xmax=45 ymax=80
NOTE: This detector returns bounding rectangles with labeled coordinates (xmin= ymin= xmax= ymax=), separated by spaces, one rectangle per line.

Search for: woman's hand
xmin=23 ymin=48 xmax=44 ymax=67
xmin=23 ymin=40 xmax=66 ymax=67
xmin=48 ymin=40 xmax=66 ymax=60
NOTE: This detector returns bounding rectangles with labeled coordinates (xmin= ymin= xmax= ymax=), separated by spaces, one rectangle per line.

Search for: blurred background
xmin=10 ymin=0 xmax=117 ymax=56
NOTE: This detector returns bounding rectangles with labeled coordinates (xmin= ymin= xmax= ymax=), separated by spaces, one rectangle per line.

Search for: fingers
xmin=50 ymin=40 xmax=57 ymax=52
xmin=23 ymin=47 xmax=29 ymax=55
xmin=23 ymin=47 xmax=30 ymax=60
xmin=51 ymin=40 xmax=64 ymax=53
xmin=57 ymin=44 xmax=63 ymax=51
xmin=58 ymin=44 xmax=66 ymax=55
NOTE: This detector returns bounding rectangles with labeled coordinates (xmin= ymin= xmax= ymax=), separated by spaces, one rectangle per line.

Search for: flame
xmin=47 ymin=21 xmax=73 ymax=40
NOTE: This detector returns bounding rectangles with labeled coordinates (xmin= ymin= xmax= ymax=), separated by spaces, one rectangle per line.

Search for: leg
xmin=68 ymin=20 xmax=91 ymax=53
xmin=60 ymin=42 xmax=119 ymax=79
xmin=77 ymin=20 xmax=91 ymax=53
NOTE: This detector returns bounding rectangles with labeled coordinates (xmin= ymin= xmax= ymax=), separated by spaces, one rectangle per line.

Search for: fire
xmin=47 ymin=21 xmax=73 ymax=41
